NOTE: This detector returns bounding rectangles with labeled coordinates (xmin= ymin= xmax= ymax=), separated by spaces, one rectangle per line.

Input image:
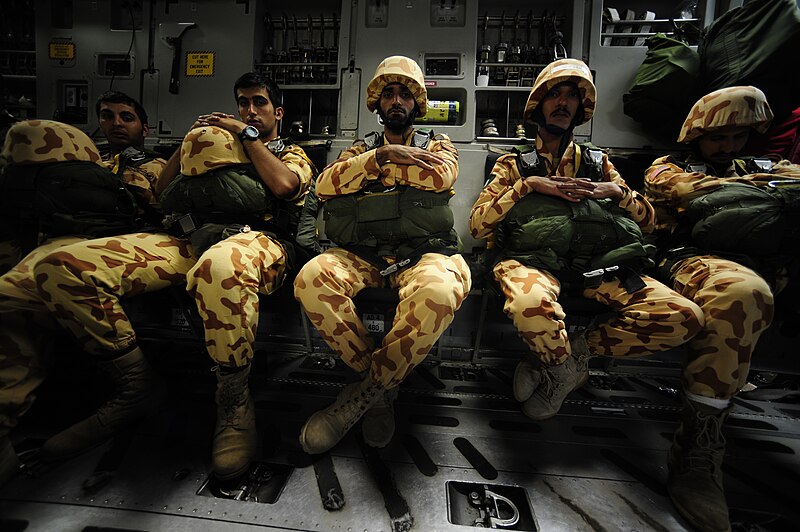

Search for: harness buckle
xmin=380 ymin=258 xmax=411 ymax=277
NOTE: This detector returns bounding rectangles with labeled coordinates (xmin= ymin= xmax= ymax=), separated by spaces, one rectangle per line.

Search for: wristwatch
xmin=238 ymin=125 xmax=259 ymax=142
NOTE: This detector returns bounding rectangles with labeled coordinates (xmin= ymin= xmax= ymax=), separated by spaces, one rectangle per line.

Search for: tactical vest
xmin=322 ymin=130 xmax=461 ymax=272
xmin=496 ymin=144 xmax=654 ymax=290
xmin=0 ymin=160 xmax=140 ymax=253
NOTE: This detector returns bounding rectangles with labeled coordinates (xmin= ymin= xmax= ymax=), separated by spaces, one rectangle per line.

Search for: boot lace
xmin=685 ymin=411 xmax=726 ymax=476
xmin=538 ymin=366 xmax=567 ymax=400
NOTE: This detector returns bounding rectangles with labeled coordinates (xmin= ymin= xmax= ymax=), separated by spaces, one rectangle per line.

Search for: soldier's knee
xmin=294 ymin=258 xmax=325 ymax=298
xmin=720 ymin=273 xmax=774 ymax=314
xmin=679 ymin=300 xmax=705 ymax=338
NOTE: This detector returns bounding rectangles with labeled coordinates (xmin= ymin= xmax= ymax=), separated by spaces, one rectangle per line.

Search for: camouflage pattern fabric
xmin=186 ymin=231 xmax=287 ymax=367
xmin=181 ymin=126 xmax=313 ymax=210
xmin=523 ymin=59 xmax=596 ymax=124
xmin=315 ymin=130 xmax=459 ymax=199
xmin=180 ymin=130 xmax=313 ymax=367
xmin=33 ymin=232 xmax=195 ymax=354
xmin=677 ymin=86 xmax=773 ymax=143
xmin=644 ymin=155 xmax=800 ymax=233
xmin=296 ymin=130 xmax=468 ymax=387
xmin=1 ymin=120 xmax=102 ymax=165
xmin=470 ymin=136 xmax=701 ymax=368
xmin=470 ymin=136 xmax=655 ymax=241
xmin=493 ymin=259 xmax=703 ymax=364
xmin=365 ymin=56 xmax=428 ymax=116
xmin=643 ymin=154 xmax=800 ymax=399
xmin=180 ymin=126 xmax=250 ymax=176
xmin=102 ymin=154 xmax=167 ymax=208
xmin=30 ymin=134 xmax=312 ymax=367
xmin=294 ymin=248 xmax=471 ymax=388
xmin=0 ymin=121 xmax=172 ymax=433
xmin=669 ymin=255 xmax=773 ymax=399
xmin=0 ymin=236 xmax=88 ymax=433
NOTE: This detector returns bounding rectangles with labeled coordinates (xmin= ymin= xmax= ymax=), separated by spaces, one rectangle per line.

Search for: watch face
xmin=241 ymin=125 xmax=259 ymax=140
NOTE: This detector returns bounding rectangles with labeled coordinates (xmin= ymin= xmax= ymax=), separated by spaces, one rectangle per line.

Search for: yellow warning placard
xmin=185 ymin=51 xmax=215 ymax=77
xmin=49 ymin=42 xmax=75 ymax=60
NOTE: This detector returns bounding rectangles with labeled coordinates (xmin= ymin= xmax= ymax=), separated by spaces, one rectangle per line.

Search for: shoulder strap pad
xmin=411 ymin=128 xmax=434 ymax=149
xmin=735 ymin=157 xmax=774 ymax=175
xmin=576 ymin=143 xmax=604 ymax=181
xmin=363 ymin=131 xmax=384 ymax=151
xmin=683 ymin=161 xmax=708 ymax=173
xmin=267 ymin=138 xmax=289 ymax=155
xmin=512 ymin=145 xmax=547 ymax=177
xmin=118 ymin=146 xmax=150 ymax=168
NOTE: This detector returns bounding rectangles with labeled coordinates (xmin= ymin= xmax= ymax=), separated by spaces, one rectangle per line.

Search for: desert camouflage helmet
xmin=1 ymin=119 xmax=102 ymax=165
xmin=678 ymin=86 xmax=774 ymax=143
xmin=180 ymin=126 xmax=250 ymax=176
xmin=366 ymin=55 xmax=428 ymax=117
xmin=524 ymin=58 xmax=596 ymax=124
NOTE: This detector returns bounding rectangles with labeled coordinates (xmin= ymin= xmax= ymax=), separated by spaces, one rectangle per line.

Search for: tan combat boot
xmin=212 ymin=364 xmax=257 ymax=481
xmin=521 ymin=355 xmax=581 ymax=420
xmin=362 ymin=387 xmax=398 ymax=448
xmin=0 ymin=435 xmax=20 ymax=487
xmin=520 ymin=330 xmax=591 ymax=420
xmin=668 ymin=397 xmax=732 ymax=532
xmin=514 ymin=328 xmax=591 ymax=405
xmin=569 ymin=328 xmax=592 ymax=389
xmin=40 ymin=346 xmax=166 ymax=461
xmin=300 ymin=374 xmax=384 ymax=454
xmin=512 ymin=356 xmax=542 ymax=402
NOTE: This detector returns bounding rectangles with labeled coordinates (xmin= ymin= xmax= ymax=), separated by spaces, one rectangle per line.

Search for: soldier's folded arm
xmin=316 ymin=145 xmax=381 ymax=198
xmin=469 ymin=157 xmax=531 ymax=240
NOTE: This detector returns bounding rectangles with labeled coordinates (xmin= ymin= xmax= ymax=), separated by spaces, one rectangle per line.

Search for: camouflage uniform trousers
xmin=32 ymin=232 xmax=195 ymax=355
xmin=0 ymin=236 xmax=89 ymax=434
xmin=186 ymin=231 xmax=288 ymax=367
xmin=294 ymin=248 xmax=472 ymax=388
xmin=493 ymin=259 xmax=704 ymax=366
xmin=670 ymin=255 xmax=774 ymax=400
xmin=32 ymin=230 xmax=287 ymax=368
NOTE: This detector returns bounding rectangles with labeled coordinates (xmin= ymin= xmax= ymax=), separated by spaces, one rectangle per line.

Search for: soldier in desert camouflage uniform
xmin=95 ymin=91 xmax=169 ymax=208
xmin=469 ymin=58 xmax=703 ymax=422
xmin=0 ymin=93 xmax=167 ymax=276
xmin=0 ymin=114 xmax=166 ymax=487
xmin=294 ymin=56 xmax=472 ymax=454
xmin=644 ymin=86 xmax=800 ymax=532
xmin=29 ymin=73 xmax=314 ymax=482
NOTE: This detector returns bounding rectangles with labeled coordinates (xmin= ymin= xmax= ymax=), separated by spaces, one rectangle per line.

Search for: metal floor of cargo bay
xmin=1 ymin=343 xmax=799 ymax=532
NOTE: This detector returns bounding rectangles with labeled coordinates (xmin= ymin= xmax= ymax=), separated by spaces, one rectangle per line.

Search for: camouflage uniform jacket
xmin=469 ymin=136 xmax=655 ymax=241
xmin=643 ymin=155 xmax=800 ymax=234
xmin=268 ymin=142 xmax=314 ymax=214
xmin=102 ymin=152 xmax=167 ymax=207
xmin=315 ymin=129 xmax=459 ymax=199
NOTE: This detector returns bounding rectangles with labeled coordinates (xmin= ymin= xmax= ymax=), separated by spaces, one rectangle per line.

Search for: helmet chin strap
xmin=543 ymin=123 xmax=570 ymax=135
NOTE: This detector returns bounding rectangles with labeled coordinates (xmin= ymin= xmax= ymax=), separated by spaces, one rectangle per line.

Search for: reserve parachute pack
xmin=322 ymin=129 xmax=461 ymax=274
xmin=160 ymin=139 xmax=300 ymax=254
xmin=0 ymin=160 xmax=140 ymax=252
xmin=687 ymin=180 xmax=800 ymax=260
xmin=160 ymin=163 xmax=276 ymax=222
xmin=495 ymin=143 xmax=655 ymax=292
